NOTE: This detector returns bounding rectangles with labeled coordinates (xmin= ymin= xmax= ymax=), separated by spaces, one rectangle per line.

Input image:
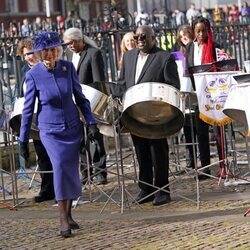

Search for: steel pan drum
xmin=121 ymin=82 xmax=184 ymax=139
xmin=223 ymin=83 xmax=250 ymax=129
xmin=81 ymin=84 xmax=121 ymax=136
xmin=9 ymin=98 xmax=39 ymax=140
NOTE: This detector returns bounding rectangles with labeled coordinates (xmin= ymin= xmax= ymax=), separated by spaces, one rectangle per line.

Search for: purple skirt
xmin=40 ymin=123 xmax=82 ymax=201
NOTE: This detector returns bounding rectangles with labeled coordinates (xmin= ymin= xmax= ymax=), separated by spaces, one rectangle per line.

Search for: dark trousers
xmin=194 ymin=109 xmax=211 ymax=167
xmin=184 ymin=108 xmax=223 ymax=169
xmin=131 ymin=134 xmax=169 ymax=194
xmin=33 ymin=139 xmax=54 ymax=198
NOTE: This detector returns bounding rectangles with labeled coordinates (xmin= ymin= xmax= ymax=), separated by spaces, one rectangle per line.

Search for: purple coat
xmin=19 ymin=60 xmax=96 ymax=200
xmin=20 ymin=60 xmax=96 ymax=141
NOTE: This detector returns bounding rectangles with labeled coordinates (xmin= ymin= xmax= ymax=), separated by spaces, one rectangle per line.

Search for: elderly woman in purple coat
xmin=19 ymin=31 xmax=98 ymax=238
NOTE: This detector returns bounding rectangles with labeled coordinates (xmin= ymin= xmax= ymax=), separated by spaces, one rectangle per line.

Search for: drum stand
xmin=0 ymin=113 xmax=19 ymax=210
xmin=211 ymin=124 xmax=250 ymax=186
xmin=223 ymin=123 xmax=250 ymax=186
xmin=100 ymin=119 xmax=142 ymax=214
xmin=99 ymin=97 xmax=142 ymax=214
xmin=74 ymin=124 xmax=119 ymax=208
xmin=178 ymin=92 xmax=200 ymax=207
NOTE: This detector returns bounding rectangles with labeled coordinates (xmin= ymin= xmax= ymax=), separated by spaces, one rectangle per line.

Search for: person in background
xmin=118 ymin=25 xmax=180 ymax=206
xmin=21 ymin=18 xmax=30 ymax=36
xmin=118 ymin=31 xmax=136 ymax=69
xmin=172 ymin=9 xmax=186 ymax=27
xmin=63 ymin=27 xmax=108 ymax=185
xmin=213 ymin=5 xmax=222 ymax=25
xmin=19 ymin=32 xmax=98 ymax=238
xmin=185 ymin=16 xmax=224 ymax=179
xmin=241 ymin=1 xmax=250 ymax=23
xmin=150 ymin=8 xmax=160 ymax=27
xmin=221 ymin=5 xmax=230 ymax=23
xmin=173 ymin=24 xmax=197 ymax=169
xmin=186 ymin=3 xmax=200 ymax=25
xmin=16 ymin=38 xmax=55 ymax=203
xmin=32 ymin=16 xmax=43 ymax=32
xmin=201 ymin=7 xmax=212 ymax=22
xmin=135 ymin=9 xmax=150 ymax=26
xmin=56 ymin=15 xmax=65 ymax=33
xmin=228 ymin=4 xmax=240 ymax=23
xmin=174 ymin=24 xmax=194 ymax=54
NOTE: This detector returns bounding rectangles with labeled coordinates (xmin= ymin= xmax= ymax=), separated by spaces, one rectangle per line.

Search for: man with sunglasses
xmin=119 ymin=25 xmax=180 ymax=206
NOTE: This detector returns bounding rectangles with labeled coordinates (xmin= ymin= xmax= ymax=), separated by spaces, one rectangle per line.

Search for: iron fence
xmin=0 ymin=20 xmax=249 ymax=112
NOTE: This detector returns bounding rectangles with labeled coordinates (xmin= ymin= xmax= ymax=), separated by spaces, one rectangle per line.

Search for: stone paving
xmin=1 ymin=143 xmax=250 ymax=249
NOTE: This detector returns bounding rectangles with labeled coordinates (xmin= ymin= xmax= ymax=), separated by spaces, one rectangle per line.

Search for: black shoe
xmin=69 ymin=222 xmax=80 ymax=230
xmin=186 ymin=161 xmax=195 ymax=169
xmin=152 ymin=193 xmax=171 ymax=206
xmin=60 ymin=229 xmax=72 ymax=238
xmin=33 ymin=195 xmax=55 ymax=203
xmin=135 ymin=190 xmax=154 ymax=204
xmin=195 ymin=170 xmax=211 ymax=181
xmin=94 ymin=174 xmax=107 ymax=185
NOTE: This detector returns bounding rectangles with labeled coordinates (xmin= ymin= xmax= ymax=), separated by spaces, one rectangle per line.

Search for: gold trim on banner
xmin=199 ymin=112 xmax=233 ymax=126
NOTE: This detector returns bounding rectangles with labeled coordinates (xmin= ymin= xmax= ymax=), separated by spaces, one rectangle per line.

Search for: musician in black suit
xmin=63 ymin=28 xmax=107 ymax=185
xmin=118 ymin=25 xmax=180 ymax=205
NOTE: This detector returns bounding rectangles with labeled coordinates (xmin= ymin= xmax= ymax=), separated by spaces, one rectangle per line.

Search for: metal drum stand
xmin=99 ymin=95 xmax=141 ymax=214
xmin=74 ymin=123 xmax=119 ymax=209
xmin=0 ymin=107 xmax=18 ymax=210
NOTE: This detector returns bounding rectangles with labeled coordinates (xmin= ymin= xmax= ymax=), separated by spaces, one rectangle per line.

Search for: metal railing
xmin=0 ymin=19 xmax=249 ymax=112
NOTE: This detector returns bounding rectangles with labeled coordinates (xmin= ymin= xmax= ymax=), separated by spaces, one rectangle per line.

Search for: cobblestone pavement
xmin=1 ymin=149 xmax=250 ymax=249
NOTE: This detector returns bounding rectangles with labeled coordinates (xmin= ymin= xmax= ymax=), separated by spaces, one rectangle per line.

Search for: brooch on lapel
xmin=62 ymin=66 xmax=67 ymax=72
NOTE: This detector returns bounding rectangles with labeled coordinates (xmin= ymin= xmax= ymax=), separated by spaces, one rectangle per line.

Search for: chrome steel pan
xmin=9 ymin=98 xmax=39 ymax=140
xmin=121 ymin=82 xmax=184 ymax=139
xmin=81 ymin=84 xmax=121 ymax=136
xmin=223 ymin=83 xmax=249 ymax=127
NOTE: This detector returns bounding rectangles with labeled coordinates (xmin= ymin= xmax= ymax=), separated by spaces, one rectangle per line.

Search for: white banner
xmin=193 ymin=71 xmax=240 ymax=126
xmin=223 ymin=83 xmax=250 ymax=136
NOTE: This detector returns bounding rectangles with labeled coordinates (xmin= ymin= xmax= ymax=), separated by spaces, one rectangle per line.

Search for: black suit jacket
xmin=65 ymin=44 xmax=105 ymax=85
xmin=185 ymin=41 xmax=220 ymax=70
xmin=185 ymin=42 xmax=221 ymax=88
xmin=118 ymin=46 xmax=180 ymax=96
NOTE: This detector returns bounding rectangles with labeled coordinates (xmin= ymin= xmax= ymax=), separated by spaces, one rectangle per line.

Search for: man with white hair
xmin=63 ymin=27 xmax=108 ymax=185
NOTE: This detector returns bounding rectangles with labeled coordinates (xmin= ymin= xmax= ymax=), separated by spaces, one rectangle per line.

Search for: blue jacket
xmin=20 ymin=59 xmax=96 ymax=142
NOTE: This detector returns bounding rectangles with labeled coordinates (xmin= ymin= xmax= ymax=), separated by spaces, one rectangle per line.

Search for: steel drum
xmin=81 ymin=84 xmax=121 ymax=136
xmin=223 ymin=83 xmax=250 ymax=131
xmin=88 ymin=81 xmax=112 ymax=96
xmin=9 ymin=98 xmax=40 ymax=140
xmin=121 ymin=82 xmax=184 ymax=139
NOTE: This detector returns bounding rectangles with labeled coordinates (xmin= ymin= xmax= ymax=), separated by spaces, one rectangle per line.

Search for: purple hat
xmin=32 ymin=31 xmax=64 ymax=52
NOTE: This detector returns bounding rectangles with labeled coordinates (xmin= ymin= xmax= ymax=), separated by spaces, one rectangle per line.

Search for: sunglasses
xmin=133 ymin=34 xmax=147 ymax=41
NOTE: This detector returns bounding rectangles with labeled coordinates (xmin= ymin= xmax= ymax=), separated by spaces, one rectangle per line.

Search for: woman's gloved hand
xmin=87 ymin=124 xmax=100 ymax=142
xmin=20 ymin=141 xmax=29 ymax=163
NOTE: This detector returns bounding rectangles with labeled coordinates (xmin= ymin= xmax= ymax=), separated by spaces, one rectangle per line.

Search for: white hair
xmin=63 ymin=27 xmax=83 ymax=41
xmin=63 ymin=27 xmax=98 ymax=49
